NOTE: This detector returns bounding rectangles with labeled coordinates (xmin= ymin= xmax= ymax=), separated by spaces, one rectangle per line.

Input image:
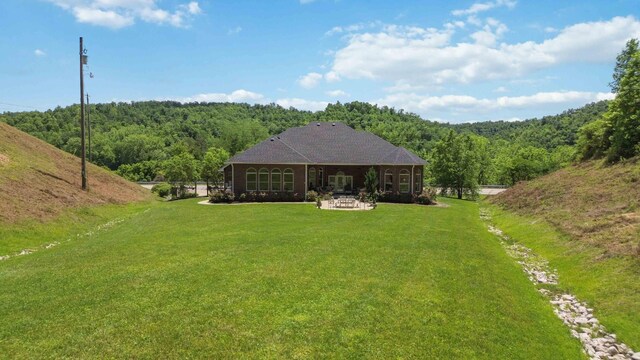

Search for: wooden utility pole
xmin=80 ymin=37 xmax=87 ymax=190
xmin=86 ymin=93 xmax=91 ymax=163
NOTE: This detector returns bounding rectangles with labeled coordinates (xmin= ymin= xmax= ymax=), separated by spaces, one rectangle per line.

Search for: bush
xmin=306 ymin=190 xmax=318 ymax=202
xmin=151 ymin=182 xmax=172 ymax=198
xmin=378 ymin=191 xmax=413 ymax=203
xmin=415 ymin=190 xmax=436 ymax=205
xmin=209 ymin=190 xmax=235 ymax=203
xmin=322 ymin=192 xmax=334 ymax=201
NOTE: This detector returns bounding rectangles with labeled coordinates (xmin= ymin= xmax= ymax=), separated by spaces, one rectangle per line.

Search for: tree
xmin=364 ymin=167 xmax=378 ymax=200
xmin=493 ymin=144 xmax=551 ymax=185
xmin=431 ymin=131 xmax=480 ymax=199
xmin=164 ymin=152 xmax=198 ymax=198
xmin=607 ymin=52 xmax=640 ymax=161
xmin=201 ymin=147 xmax=230 ymax=195
xmin=610 ymin=38 xmax=639 ymax=93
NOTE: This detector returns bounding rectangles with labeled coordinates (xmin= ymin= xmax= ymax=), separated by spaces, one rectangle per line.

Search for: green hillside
xmin=486 ymin=157 xmax=640 ymax=349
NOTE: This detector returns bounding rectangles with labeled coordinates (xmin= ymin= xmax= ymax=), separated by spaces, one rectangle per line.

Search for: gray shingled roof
xmin=227 ymin=122 xmax=426 ymax=165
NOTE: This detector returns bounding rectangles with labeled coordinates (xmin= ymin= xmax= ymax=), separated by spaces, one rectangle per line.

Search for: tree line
xmin=1 ymin=69 xmax=618 ymax=193
xmin=432 ymin=39 xmax=640 ymax=198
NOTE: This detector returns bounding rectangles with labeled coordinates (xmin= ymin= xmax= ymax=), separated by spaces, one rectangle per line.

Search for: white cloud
xmin=181 ymin=90 xmax=265 ymax=103
xmin=326 ymin=16 xmax=640 ymax=87
xmin=46 ymin=0 xmax=202 ymax=29
xmin=452 ymin=0 xmax=517 ymax=16
xmin=185 ymin=1 xmax=201 ymax=15
xmin=34 ymin=49 xmax=46 ymax=57
xmin=276 ymin=98 xmax=328 ymax=112
xmin=298 ymin=72 xmax=323 ymax=88
xmin=493 ymin=86 xmax=508 ymax=93
xmin=326 ymin=90 xmax=349 ymax=97
xmin=324 ymin=21 xmax=381 ymax=37
xmin=324 ymin=71 xmax=340 ymax=83
xmin=227 ymin=26 xmax=242 ymax=35
xmin=375 ymin=91 xmax=615 ymax=115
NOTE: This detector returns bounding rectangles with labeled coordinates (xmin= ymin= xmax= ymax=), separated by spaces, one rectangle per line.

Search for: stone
xmin=632 ymin=352 xmax=640 ymax=360
xmin=579 ymin=333 xmax=591 ymax=343
xmin=607 ymin=346 xmax=618 ymax=356
xmin=574 ymin=317 xmax=589 ymax=325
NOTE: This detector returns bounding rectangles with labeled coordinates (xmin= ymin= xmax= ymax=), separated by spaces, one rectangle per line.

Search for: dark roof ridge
xmin=275 ymin=136 xmax=312 ymax=163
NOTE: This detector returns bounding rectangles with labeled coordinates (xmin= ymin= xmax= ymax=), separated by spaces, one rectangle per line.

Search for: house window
xmin=318 ymin=167 xmax=324 ymax=187
xmin=283 ymin=168 xmax=294 ymax=192
xmin=258 ymin=168 xmax=269 ymax=191
xmin=308 ymin=167 xmax=316 ymax=190
xmin=246 ymin=168 xmax=257 ymax=191
xmin=414 ymin=171 xmax=422 ymax=193
xmin=399 ymin=169 xmax=410 ymax=193
xmin=271 ymin=169 xmax=282 ymax=191
xmin=384 ymin=169 xmax=393 ymax=192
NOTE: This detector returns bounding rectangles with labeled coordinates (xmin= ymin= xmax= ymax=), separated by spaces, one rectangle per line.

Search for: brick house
xmin=222 ymin=122 xmax=426 ymax=197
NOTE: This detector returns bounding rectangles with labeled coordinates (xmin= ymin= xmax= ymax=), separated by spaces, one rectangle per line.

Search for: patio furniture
xmin=335 ymin=196 xmax=356 ymax=208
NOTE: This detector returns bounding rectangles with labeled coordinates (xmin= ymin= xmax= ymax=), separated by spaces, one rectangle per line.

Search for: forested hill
xmin=454 ymin=101 xmax=609 ymax=150
xmin=0 ymin=100 xmax=608 ymax=183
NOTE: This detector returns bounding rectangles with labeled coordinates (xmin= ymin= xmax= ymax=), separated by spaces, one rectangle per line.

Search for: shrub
xmin=316 ymin=197 xmax=322 ymax=209
xmin=209 ymin=190 xmax=235 ymax=203
xmin=306 ymin=190 xmax=318 ymax=202
xmin=378 ymin=191 xmax=413 ymax=203
xmin=238 ymin=193 xmax=247 ymax=202
xmin=322 ymin=192 xmax=333 ymax=201
xmin=151 ymin=182 xmax=172 ymax=198
xmin=415 ymin=190 xmax=435 ymax=205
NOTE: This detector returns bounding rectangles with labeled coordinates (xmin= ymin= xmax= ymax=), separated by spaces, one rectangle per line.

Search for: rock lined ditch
xmin=480 ymin=209 xmax=639 ymax=360
xmin=0 ymin=217 xmax=127 ymax=262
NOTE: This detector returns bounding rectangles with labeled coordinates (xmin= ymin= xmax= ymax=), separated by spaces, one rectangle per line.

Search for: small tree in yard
xmin=364 ymin=166 xmax=378 ymax=200
xmin=164 ymin=152 xmax=198 ymax=198
xmin=201 ymin=147 xmax=229 ymax=196
xmin=431 ymin=131 xmax=480 ymax=199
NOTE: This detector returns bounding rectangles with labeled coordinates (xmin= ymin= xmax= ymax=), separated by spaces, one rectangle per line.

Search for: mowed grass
xmin=0 ymin=199 xmax=584 ymax=358
xmin=484 ymin=202 xmax=640 ymax=351
xmin=0 ymin=202 xmax=153 ymax=255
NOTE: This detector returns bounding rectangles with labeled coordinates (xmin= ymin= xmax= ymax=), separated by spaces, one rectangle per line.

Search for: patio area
xmin=319 ymin=197 xmax=375 ymax=211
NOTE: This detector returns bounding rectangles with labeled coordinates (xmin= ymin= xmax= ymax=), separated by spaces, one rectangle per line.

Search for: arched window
xmin=414 ymin=171 xmax=422 ymax=193
xmin=283 ymin=168 xmax=294 ymax=192
xmin=246 ymin=168 xmax=257 ymax=191
xmin=399 ymin=169 xmax=410 ymax=193
xmin=271 ymin=169 xmax=282 ymax=192
xmin=384 ymin=169 xmax=393 ymax=192
xmin=258 ymin=168 xmax=269 ymax=191
xmin=308 ymin=167 xmax=316 ymax=189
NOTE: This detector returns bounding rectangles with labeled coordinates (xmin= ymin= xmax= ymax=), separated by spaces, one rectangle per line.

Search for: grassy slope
xmin=0 ymin=199 xmax=583 ymax=358
xmin=0 ymin=122 xmax=151 ymax=225
xmin=487 ymin=158 xmax=640 ymax=349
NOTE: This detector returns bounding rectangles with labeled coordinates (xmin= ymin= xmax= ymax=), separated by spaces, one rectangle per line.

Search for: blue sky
xmin=1 ymin=0 xmax=639 ymax=123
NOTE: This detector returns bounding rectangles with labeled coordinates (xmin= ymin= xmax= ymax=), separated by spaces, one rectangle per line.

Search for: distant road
xmin=480 ymin=187 xmax=507 ymax=195
xmin=139 ymin=183 xmax=209 ymax=197
xmin=139 ymin=183 xmax=507 ymax=197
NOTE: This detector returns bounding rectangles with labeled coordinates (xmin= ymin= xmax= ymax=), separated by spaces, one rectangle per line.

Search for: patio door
xmin=329 ymin=171 xmax=353 ymax=193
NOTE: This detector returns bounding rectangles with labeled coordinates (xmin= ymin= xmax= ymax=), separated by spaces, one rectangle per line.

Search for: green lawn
xmin=483 ymin=201 xmax=640 ymax=351
xmin=0 ymin=199 xmax=584 ymax=358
